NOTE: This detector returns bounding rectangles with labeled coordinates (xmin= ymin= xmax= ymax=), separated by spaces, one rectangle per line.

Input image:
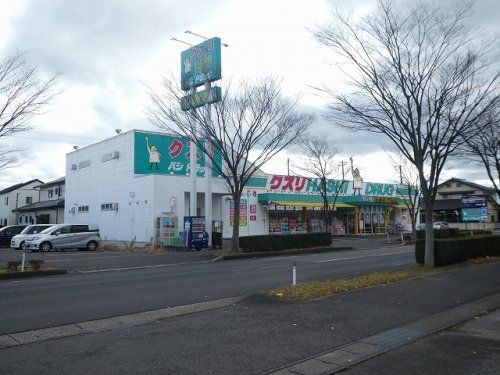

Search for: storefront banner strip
xmin=264 ymin=174 xmax=401 ymax=198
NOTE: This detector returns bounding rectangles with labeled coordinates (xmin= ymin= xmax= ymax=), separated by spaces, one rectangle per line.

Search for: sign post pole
xmin=205 ymin=81 xmax=213 ymax=247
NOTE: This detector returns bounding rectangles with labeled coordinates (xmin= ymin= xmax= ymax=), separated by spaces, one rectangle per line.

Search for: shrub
xmin=239 ymin=232 xmax=331 ymax=252
xmin=29 ymin=260 xmax=44 ymax=270
xmin=416 ymin=228 xmax=460 ymax=240
xmin=415 ymin=235 xmax=500 ymax=266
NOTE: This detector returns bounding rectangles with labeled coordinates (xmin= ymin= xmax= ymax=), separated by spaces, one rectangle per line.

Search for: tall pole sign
xmin=180 ymin=36 xmax=223 ymax=246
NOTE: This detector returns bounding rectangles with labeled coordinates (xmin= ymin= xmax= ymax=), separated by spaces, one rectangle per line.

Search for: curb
xmin=264 ymin=293 xmax=500 ymax=375
xmin=0 ymin=295 xmax=247 ymax=349
xmin=216 ymin=247 xmax=355 ymax=261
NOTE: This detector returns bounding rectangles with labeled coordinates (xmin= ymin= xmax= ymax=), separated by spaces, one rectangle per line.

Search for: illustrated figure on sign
xmin=145 ymin=136 xmax=161 ymax=171
xmin=350 ymin=157 xmax=363 ymax=195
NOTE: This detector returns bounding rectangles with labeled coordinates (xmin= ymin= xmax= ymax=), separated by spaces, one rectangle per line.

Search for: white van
xmin=10 ymin=224 xmax=54 ymax=249
xmin=24 ymin=224 xmax=100 ymax=252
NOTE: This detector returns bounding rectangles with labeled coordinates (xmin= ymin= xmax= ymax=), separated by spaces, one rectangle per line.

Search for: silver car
xmin=10 ymin=224 xmax=54 ymax=249
xmin=24 ymin=224 xmax=100 ymax=252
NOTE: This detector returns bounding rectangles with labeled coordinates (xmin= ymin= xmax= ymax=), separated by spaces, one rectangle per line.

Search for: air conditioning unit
xmin=71 ymin=164 xmax=77 ymax=170
xmin=113 ymin=151 xmax=120 ymax=159
xmin=69 ymin=207 xmax=76 ymax=214
xmin=112 ymin=203 xmax=119 ymax=211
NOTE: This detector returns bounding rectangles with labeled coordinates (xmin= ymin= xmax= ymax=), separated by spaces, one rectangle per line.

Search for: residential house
xmin=0 ymin=179 xmax=43 ymax=226
xmin=13 ymin=177 xmax=65 ymax=224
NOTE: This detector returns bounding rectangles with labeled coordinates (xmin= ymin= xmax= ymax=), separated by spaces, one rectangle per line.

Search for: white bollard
xmin=21 ymin=251 xmax=26 ymax=272
xmin=292 ymin=262 xmax=297 ymax=286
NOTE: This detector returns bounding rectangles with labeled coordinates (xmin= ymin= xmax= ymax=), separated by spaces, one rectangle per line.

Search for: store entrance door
xmin=340 ymin=212 xmax=355 ymax=234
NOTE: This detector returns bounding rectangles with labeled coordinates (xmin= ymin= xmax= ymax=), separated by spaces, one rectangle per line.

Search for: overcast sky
xmin=0 ymin=0 xmax=498 ymax=189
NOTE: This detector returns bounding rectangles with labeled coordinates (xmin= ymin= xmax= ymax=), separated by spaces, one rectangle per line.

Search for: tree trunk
xmin=424 ymin=199 xmax=435 ymax=267
xmin=230 ymin=194 xmax=241 ymax=253
xmin=411 ymin=220 xmax=417 ymax=241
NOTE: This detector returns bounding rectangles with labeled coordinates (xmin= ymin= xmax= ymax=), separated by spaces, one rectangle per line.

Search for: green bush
xmin=239 ymin=232 xmax=331 ymax=252
xmin=416 ymin=228 xmax=460 ymax=240
xmin=415 ymin=235 xmax=500 ymax=266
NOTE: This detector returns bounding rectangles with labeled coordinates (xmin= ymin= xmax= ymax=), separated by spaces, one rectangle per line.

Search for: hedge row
xmin=416 ymin=228 xmax=460 ymax=240
xmin=239 ymin=232 xmax=331 ymax=252
xmin=415 ymin=235 xmax=500 ymax=266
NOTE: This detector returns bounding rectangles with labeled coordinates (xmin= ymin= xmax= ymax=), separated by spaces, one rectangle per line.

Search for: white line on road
xmin=314 ymin=251 xmax=412 ymax=264
xmin=76 ymin=260 xmax=212 ymax=273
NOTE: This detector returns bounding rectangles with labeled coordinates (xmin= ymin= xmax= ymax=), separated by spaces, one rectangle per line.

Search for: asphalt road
xmin=0 ymin=244 xmax=414 ymax=335
xmin=1 ymin=262 xmax=497 ymax=375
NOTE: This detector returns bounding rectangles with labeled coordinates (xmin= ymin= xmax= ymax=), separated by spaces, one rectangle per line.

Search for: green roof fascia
xmin=246 ymin=176 xmax=267 ymax=188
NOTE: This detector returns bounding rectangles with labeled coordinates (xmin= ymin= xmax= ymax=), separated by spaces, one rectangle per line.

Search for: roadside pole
xmin=21 ymin=250 xmax=26 ymax=272
xmin=189 ymin=122 xmax=197 ymax=216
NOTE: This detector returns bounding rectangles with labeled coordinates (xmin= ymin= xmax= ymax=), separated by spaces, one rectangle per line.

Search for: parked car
xmin=24 ymin=224 xmax=100 ymax=252
xmin=432 ymin=221 xmax=449 ymax=230
xmin=0 ymin=225 xmax=27 ymax=247
xmin=10 ymin=224 xmax=54 ymax=250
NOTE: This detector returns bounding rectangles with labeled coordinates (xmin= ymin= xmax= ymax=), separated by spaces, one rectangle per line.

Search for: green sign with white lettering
xmin=181 ymin=37 xmax=222 ymax=91
xmin=134 ymin=131 xmax=222 ymax=177
xmin=181 ymin=87 xmax=222 ymax=111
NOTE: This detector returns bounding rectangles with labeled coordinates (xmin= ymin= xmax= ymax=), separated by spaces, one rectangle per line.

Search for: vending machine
xmin=183 ymin=216 xmax=208 ymax=251
xmin=155 ymin=216 xmax=179 ymax=246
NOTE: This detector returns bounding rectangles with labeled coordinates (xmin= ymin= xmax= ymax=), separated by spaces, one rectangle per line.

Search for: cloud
xmin=4 ymin=0 xmax=227 ymax=85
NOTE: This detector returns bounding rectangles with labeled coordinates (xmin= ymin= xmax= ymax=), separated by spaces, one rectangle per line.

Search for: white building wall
xmin=65 ymin=132 xmax=155 ymax=244
xmin=65 ymin=131 xmax=233 ymax=244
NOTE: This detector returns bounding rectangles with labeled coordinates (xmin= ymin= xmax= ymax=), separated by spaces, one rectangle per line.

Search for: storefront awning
xmin=268 ymin=200 xmax=354 ymax=208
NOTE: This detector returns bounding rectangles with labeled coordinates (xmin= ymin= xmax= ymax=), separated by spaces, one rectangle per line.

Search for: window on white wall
xmin=26 ymin=197 xmax=33 ymax=204
xmin=101 ymin=203 xmax=114 ymax=211
xmin=78 ymin=205 xmax=89 ymax=213
xmin=4 ymin=197 xmax=8 ymax=205
xmin=48 ymin=190 xmax=54 ymax=198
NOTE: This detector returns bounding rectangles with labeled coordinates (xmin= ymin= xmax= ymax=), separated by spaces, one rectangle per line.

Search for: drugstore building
xmin=65 ymin=130 xmax=411 ymax=245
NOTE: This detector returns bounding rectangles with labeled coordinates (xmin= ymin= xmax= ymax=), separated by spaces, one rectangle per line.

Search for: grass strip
xmin=0 ymin=268 xmax=68 ymax=280
xmin=266 ymin=256 xmax=500 ymax=301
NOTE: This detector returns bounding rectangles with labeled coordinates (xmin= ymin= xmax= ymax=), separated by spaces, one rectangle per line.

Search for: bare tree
xmin=148 ymin=77 xmax=313 ymax=252
xmin=387 ymin=151 xmax=420 ymax=240
xmin=292 ymin=135 xmax=348 ymax=232
xmin=459 ymin=107 xmax=500 ymax=196
xmin=0 ymin=52 xmax=58 ymax=169
xmin=314 ymin=0 xmax=500 ymax=266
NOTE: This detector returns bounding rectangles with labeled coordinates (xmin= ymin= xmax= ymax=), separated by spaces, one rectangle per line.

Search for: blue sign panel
xmin=181 ymin=37 xmax=222 ymax=91
xmin=461 ymin=194 xmax=487 ymax=208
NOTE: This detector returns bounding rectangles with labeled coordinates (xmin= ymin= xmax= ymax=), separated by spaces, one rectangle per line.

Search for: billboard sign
xmin=181 ymin=37 xmax=221 ymax=91
xmin=462 ymin=194 xmax=488 ymax=222
xmin=134 ymin=131 xmax=222 ymax=177
xmin=461 ymin=194 xmax=487 ymax=208
xmin=180 ymin=86 xmax=222 ymax=111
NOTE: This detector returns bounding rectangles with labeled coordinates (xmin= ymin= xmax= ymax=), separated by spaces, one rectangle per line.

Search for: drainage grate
xmin=361 ymin=328 xmax=423 ymax=348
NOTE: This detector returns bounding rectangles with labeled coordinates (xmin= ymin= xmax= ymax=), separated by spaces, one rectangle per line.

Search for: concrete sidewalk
xmin=0 ymin=262 xmax=498 ymax=374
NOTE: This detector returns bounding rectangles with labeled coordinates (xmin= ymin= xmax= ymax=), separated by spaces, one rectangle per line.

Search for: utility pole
xmin=399 ymin=165 xmax=403 ymax=184
xmin=287 ymin=158 xmax=290 ymax=176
